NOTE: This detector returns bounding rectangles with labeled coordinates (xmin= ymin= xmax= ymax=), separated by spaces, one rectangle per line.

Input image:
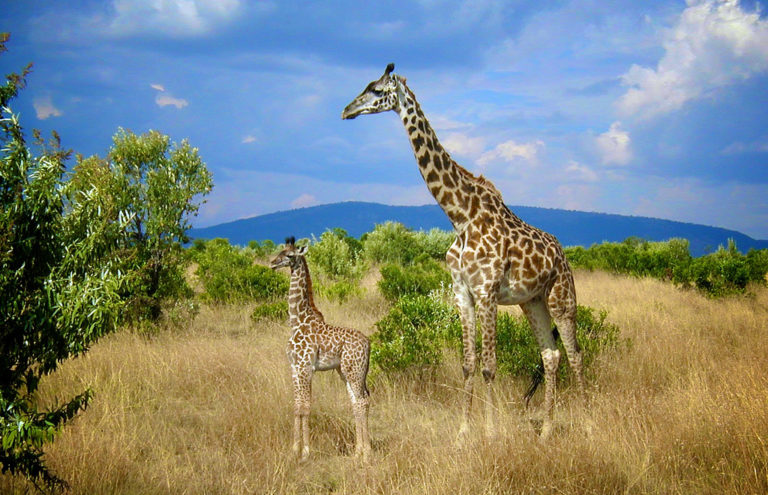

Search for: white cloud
xmin=442 ymin=133 xmax=486 ymax=157
xmin=721 ymin=136 xmax=768 ymax=154
xmin=596 ymin=121 xmax=632 ymax=165
xmin=151 ymin=84 xmax=188 ymax=109
xmin=242 ymin=135 xmax=258 ymax=144
xmin=618 ymin=0 xmax=768 ymax=119
xmin=290 ymin=193 xmax=318 ymax=209
xmin=33 ymin=95 xmax=62 ymax=120
xmin=477 ymin=139 xmax=544 ymax=167
xmin=108 ymin=0 xmax=242 ymax=37
xmin=565 ymin=161 xmax=599 ymax=182
xmin=155 ymin=93 xmax=188 ymax=109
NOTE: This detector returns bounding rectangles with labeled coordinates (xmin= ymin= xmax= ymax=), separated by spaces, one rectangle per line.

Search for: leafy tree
xmin=1 ymin=34 xmax=127 ymax=488
xmin=70 ymin=127 xmax=213 ymax=323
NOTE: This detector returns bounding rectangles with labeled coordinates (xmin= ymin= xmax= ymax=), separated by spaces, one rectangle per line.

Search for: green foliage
xmin=492 ymin=306 xmax=621 ymax=381
xmin=307 ymin=229 xmax=364 ymax=281
xmin=378 ymin=254 xmax=452 ymax=302
xmin=362 ymin=222 xmax=453 ymax=265
xmin=685 ymin=240 xmax=759 ymax=296
xmin=247 ymin=239 xmax=278 ymax=259
xmin=1 ymin=36 xmax=127 ymax=487
xmin=370 ymin=294 xmax=461 ymax=373
xmin=314 ymin=279 xmax=363 ymax=303
xmin=251 ymin=301 xmax=289 ymax=322
xmin=372 ymin=291 xmax=620 ymax=382
xmin=68 ymin=127 xmax=212 ymax=324
xmin=194 ymin=238 xmax=288 ymax=303
xmin=565 ymin=237 xmax=768 ymax=296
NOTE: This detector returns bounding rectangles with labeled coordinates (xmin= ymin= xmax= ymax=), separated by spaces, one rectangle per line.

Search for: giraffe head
xmin=270 ymin=236 xmax=308 ymax=270
xmin=341 ymin=63 xmax=404 ymax=120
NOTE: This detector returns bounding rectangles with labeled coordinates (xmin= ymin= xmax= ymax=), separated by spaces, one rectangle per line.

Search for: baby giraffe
xmin=270 ymin=237 xmax=371 ymax=462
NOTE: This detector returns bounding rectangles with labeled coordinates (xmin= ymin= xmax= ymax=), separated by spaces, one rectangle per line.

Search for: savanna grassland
xmin=2 ymin=269 xmax=767 ymax=494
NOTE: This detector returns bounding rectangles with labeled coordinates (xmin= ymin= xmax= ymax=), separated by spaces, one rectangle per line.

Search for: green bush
xmin=370 ymin=294 xmax=461 ymax=373
xmin=315 ymin=279 xmax=363 ymax=303
xmin=414 ymin=228 xmax=455 ymax=260
xmin=307 ymin=229 xmax=364 ymax=281
xmin=686 ymin=240 xmax=752 ymax=296
xmin=566 ymin=237 xmax=767 ymax=297
xmin=251 ymin=301 xmax=288 ymax=322
xmin=378 ymin=254 xmax=452 ymax=302
xmin=361 ymin=222 xmax=453 ymax=266
xmin=194 ymin=238 xmax=288 ymax=303
xmin=372 ymin=291 xmax=621 ymax=383
xmin=362 ymin=222 xmax=424 ymax=265
xmin=247 ymin=239 xmax=278 ymax=259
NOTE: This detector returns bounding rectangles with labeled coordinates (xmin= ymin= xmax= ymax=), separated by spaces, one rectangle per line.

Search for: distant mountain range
xmin=189 ymin=201 xmax=768 ymax=257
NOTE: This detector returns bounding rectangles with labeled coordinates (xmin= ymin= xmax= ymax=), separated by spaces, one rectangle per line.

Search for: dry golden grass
xmin=3 ymin=270 xmax=767 ymax=494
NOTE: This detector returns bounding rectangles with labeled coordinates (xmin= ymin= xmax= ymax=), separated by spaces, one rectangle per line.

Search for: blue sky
xmin=2 ymin=0 xmax=767 ymax=239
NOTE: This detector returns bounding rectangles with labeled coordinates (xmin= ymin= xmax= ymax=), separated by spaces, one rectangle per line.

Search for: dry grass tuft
xmin=3 ymin=270 xmax=767 ymax=494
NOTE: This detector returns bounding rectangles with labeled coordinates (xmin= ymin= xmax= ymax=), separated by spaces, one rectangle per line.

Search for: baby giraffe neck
xmin=289 ymin=258 xmax=323 ymax=325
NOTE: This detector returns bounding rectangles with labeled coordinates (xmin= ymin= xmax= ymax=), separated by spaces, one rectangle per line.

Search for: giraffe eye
xmin=371 ymin=89 xmax=383 ymax=97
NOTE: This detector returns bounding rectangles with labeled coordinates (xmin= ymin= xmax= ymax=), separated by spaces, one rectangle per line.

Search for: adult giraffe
xmin=342 ymin=64 xmax=583 ymax=439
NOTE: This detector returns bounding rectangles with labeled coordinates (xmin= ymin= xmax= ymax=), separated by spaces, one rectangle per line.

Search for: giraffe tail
xmin=523 ymin=326 xmax=560 ymax=408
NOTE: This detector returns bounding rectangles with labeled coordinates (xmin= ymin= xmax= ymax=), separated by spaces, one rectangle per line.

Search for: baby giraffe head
xmin=342 ymin=63 xmax=404 ymax=120
xmin=270 ymin=236 xmax=308 ymax=271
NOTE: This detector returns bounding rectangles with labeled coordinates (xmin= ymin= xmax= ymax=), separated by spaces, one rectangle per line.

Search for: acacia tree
xmin=0 ymin=34 xmax=128 ymax=488
xmin=71 ymin=128 xmax=213 ymax=323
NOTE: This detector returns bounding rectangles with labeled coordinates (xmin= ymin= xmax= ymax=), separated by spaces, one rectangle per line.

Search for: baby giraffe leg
xmin=342 ymin=359 xmax=371 ymax=461
xmin=292 ymin=366 xmax=312 ymax=461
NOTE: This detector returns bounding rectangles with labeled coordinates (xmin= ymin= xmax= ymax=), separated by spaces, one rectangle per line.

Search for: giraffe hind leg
xmin=551 ymin=313 xmax=584 ymax=394
xmin=521 ymin=298 xmax=558 ymax=437
xmin=341 ymin=345 xmax=371 ymax=461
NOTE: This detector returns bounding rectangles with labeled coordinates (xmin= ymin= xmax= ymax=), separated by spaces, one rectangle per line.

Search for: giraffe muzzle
xmin=341 ymin=106 xmax=359 ymax=120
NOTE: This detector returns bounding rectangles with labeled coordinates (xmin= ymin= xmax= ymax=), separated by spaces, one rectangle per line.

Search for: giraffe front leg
xmin=477 ymin=295 xmax=499 ymax=440
xmin=291 ymin=365 xmax=312 ymax=462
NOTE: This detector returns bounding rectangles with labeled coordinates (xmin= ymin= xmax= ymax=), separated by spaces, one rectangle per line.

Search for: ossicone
xmin=285 ymin=236 xmax=296 ymax=246
xmin=385 ymin=63 xmax=395 ymax=75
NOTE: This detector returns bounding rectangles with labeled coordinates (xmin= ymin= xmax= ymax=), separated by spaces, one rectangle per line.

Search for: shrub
xmin=378 ymin=254 xmax=452 ymax=302
xmin=315 ymin=279 xmax=363 ymax=303
xmin=566 ymin=237 xmax=768 ymax=297
xmin=687 ymin=240 xmax=752 ymax=296
xmin=307 ymin=229 xmax=364 ymax=281
xmin=373 ymin=291 xmax=621 ymax=384
xmin=362 ymin=222 xmax=455 ymax=266
xmin=414 ymin=228 xmax=455 ymax=260
xmin=362 ymin=222 xmax=425 ymax=265
xmin=195 ymin=238 xmax=288 ymax=303
xmin=247 ymin=239 xmax=277 ymax=259
xmin=370 ymin=294 xmax=461 ymax=373
xmin=251 ymin=301 xmax=289 ymax=322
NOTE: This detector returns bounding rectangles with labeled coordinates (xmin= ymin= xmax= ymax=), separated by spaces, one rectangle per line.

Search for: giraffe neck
xmin=289 ymin=258 xmax=323 ymax=326
xmin=396 ymin=82 xmax=488 ymax=232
